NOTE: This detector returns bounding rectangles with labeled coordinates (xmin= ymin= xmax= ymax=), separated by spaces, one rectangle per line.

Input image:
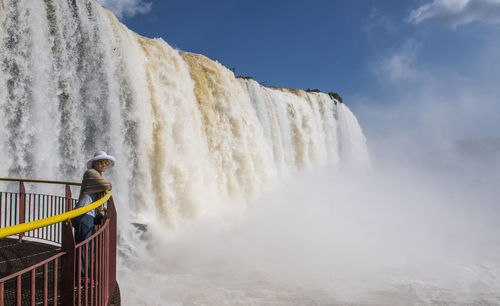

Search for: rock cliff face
xmin=0 ymin=0 xmax=368 ymax=227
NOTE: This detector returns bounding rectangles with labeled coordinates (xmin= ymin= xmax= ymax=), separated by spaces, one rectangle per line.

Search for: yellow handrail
xmin=0 ymin=191 xmax=111 ymax=239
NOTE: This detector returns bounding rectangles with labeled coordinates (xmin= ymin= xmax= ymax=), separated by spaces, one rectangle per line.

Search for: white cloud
xmin=357 ymin=34 xmax=500 ymax=145
xmin=363 ymin=7 xmax=397 ymax=36
xmin=96 ymin=0 xmax=152 ymax=19
xmin=408 ymin=0 xmax=500 ymax=28
xmin=373 ymin=40 xmax=420 ymax=82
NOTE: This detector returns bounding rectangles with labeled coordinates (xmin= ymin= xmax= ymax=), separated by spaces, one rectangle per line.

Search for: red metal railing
xmin=0 ymin=178 xmax=118 ymax=305
xmin=0 ymin=252 xmax=64 ymax=306
xmin=0 ymin=191 xmax=77 ymax=244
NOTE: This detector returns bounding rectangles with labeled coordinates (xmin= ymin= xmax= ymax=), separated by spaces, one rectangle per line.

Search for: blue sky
xmin=97 ymin=0 xmax=500 ymax=143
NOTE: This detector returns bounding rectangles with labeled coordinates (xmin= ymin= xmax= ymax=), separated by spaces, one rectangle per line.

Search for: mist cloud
xmin=408 ymin=0 xmax=500 ymax=28
xmin=118 ymin=163 xmax=500 ymax=304
xmin=372 ymin=39 xmax=420 ymax=83
xmin=96 ymin=0 xmax=152 ymax=19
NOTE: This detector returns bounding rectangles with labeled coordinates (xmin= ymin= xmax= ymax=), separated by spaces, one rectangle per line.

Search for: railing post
xmin=107 ymin=196 xmax=118 ymax=304
xmin=65 ymin=184 xmax=72 ymax=212
xmin=60 ymin=221 xmax=75 ymax=306
xmin=18 ymin=182 xmax=26 ymax=242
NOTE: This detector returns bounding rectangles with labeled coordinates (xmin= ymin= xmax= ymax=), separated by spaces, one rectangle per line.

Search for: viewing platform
xmin=0 ymin=178 xmax=120 ymax=305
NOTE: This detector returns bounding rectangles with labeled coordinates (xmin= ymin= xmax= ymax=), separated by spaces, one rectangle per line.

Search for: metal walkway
xmin=0 ymin=178 xmax=120 ymax=305
xmin=0 ymin=238 xmax=121 ymax=305
xmin=0 ymin=239 xmax=60 ymax=279
xmin=0 ymin=238 xmax=60 ymax=305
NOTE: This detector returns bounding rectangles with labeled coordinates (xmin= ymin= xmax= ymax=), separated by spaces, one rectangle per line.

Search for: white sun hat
xmin=87 ymin=151 xmax=117 ymax=169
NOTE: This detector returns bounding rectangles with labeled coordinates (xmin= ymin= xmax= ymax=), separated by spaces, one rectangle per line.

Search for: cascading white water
xmin=0 ymin=0 xmax=368 ymax=229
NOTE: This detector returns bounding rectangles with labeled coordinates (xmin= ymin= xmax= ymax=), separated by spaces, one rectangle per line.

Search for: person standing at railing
xmin=71 ymin=151 xmax=116 ymax=281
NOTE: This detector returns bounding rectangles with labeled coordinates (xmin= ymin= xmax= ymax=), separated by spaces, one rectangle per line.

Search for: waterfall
xmin=7 ymin=2 xmax=500 ymax=306
xmin=0 ymin=0 xmax=369 ymax=229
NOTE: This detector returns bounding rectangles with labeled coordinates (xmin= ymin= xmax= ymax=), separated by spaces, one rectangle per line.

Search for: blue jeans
xmin=72 ymin=214 xmax=95 ymax=278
